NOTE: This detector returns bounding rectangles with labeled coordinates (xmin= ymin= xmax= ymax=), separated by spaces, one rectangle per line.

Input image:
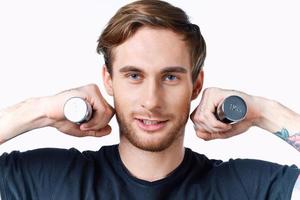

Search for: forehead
xmin=112 ymin=26 xmax=191 ymax=72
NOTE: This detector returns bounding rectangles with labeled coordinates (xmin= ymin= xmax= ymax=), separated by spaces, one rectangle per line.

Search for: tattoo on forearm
xmin=274 ymin=128 xmax=300 ymax=152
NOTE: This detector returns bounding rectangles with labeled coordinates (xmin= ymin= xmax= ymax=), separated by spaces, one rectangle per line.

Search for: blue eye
xmin=165 ymin=74 xmax=177 ymax=81
xmin=128 ymin=73 xmax=141 ymax=80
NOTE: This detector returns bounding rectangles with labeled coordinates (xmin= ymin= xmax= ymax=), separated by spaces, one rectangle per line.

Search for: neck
xmin=118 ymin=135 xmax=185 ymax=182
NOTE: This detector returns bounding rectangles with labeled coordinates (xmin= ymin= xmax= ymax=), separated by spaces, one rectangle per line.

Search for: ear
xmin=102 ymin=64 xmax=113 ymax=96
xmin=191 ymin=70 xmax=204 ymax=100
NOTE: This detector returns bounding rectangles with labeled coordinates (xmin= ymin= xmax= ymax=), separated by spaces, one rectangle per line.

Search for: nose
xmin=141 ymin=79 xmax=162 ymax=111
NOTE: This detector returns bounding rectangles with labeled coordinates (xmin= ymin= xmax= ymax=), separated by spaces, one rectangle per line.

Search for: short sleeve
xmin=0 ymin=148 xmax=81 ymax=200
xmin=229 ymin=159 xmax=300 ymax=200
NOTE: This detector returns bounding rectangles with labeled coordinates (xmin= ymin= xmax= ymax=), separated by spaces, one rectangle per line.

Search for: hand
xmin=190 ymin=87 xmax=259 ymax=141
xmin=44 ymin=84 xmax=114 ymax=137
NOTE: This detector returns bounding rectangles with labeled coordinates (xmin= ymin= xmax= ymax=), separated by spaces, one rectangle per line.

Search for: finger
xmin=59 ymin=122 xmax=112 ymax=138
xmin=78 ymin=84 xmax=114 ymax=129
xmin=84 ymin=125 xmax=112 ymax=137
xmin=80 ymin=105 xmax=115 ymax=130
xmin=214 ymin=124 xmax=250 ymax=139
xmin=57 ymin=121 xmax=89 ymax=137
xmin=191 ymin=111 xmax=217 ymax=134
xmin=194 ymin=120 xmax=213 ymax=134
xmin=191 ymin=108 xmax=231 ymax=134
xmin=195 ymin=129 xmax=213 ymax=141
xmin=192 ymin=124 xmax=212 ymax=140
xmin=196 ymin=129 xmax=233 ymax=141
xmin=209 ymin=131 xmax=232 ymax=140
xmin=190 ymin=105 xmax=198 ymax=120
xmin=205 ymin=112 xmax=232 ymax=132
xmin=194 ymin=121 xmax=236 ymax=140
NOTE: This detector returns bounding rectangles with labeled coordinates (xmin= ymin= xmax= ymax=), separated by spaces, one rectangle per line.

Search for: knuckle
xmin=196 ymin=115 xmax=205 ymax=123
xmin=190 ymin=114 xmax=196 ymax=122
xmin=191 ymin=115 xmax=200 ymax=124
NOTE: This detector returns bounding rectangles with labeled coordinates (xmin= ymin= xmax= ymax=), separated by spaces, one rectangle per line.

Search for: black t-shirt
xmin=0 ymin=145 xmax=299 ymax=200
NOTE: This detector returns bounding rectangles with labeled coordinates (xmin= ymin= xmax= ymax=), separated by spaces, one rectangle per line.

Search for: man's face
xmin=104 ymin=27 xmax=202 ymax=152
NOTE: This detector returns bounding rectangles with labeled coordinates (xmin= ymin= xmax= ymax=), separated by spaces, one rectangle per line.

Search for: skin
xmin=102 ymin=26 xmax=204 ymax=181
xmin=275 ymin=128 xmax=300 ymax=151
xmin=0 ymin=26 xmax=299 ymax=197
xmin=102 ymin=26 xmax=300 ymax=185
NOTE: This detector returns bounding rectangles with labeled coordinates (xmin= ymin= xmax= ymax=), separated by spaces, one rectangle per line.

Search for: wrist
xmin=252 ymin=97 xmax=300 ymax=133
xmin=0 ymin=97 xmax=55 ymax=143
xmin=25 ymin=97 xmax=56 ymax=129
xmin=252 ymin=96 xmax=277 ymax=131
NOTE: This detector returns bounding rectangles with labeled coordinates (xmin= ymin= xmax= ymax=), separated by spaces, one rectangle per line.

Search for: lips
xmin=135 ymin=118 xmax=168 ymax=132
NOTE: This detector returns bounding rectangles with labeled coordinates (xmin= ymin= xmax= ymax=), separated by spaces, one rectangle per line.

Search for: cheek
xmin=164 ymin=86 xmax=192 ymax=109
xmin=113 ymin=82 xmax=140 ymax=106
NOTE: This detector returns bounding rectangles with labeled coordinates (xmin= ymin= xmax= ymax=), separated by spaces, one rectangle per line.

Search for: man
xmin=0 ymin=0 xmax=299 ymax=199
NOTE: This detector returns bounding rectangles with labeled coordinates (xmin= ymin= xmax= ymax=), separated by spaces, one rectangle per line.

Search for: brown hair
xmin=97 ymin=0 xmax=206 ymax=83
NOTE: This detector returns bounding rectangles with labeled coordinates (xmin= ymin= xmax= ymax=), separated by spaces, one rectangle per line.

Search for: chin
xmin=121 ymin=125 xmax=184 ymax=152
xmin=115 ymin=104 xmax=189 ymax=153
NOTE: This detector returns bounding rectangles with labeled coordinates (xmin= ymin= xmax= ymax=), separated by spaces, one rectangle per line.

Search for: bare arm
xmin=0 ymin=84 xmax=114 ymax=144
xmin=0 ymin=97 xmax=52 ymax=144
xmin=191 ymin=87 xmax=300 ymax=152
xmin=254 ymin=98 xmax=300 ymax=152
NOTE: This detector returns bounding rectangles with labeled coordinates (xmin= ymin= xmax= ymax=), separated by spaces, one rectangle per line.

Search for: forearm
xmin=0 ymin=97 xmax=53 ymax=144
xmin=254 ymin=97 xmax=300 ymax=151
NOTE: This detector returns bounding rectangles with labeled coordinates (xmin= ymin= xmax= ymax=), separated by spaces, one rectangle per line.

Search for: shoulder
xmin=0 ymin=145 xmax=117 ymax=175
xmin=0 ymin=148 xmax=81 ymax=165
xmin=0 ymin=144 xmax=117 ymax=162
xmin=226 ymin=158 xmax=299 ymax=178
xmin=188 ymin=149 xmax=299 ymax=199
xmin=217 ymin=158 xmax=299 ymax=199
xmin=207 ymin=158 xmax=299 ymax=186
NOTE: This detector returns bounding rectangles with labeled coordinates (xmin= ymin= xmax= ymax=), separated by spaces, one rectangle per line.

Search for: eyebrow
xmin=161 ymin=66 xmax=188 ymax=74
xmin=119 ymin=66 xmax=188 ymax=74
xmin=119 ymin=66 xmax=144 ymax=73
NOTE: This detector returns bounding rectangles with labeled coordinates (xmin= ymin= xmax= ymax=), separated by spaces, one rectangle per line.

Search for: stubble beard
xmin=115 ymin=103 xmax=190 ymax=152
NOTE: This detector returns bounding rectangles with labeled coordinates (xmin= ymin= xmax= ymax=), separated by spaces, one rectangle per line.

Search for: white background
xmin=0 ymin=0 xmax=299 ymax=167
